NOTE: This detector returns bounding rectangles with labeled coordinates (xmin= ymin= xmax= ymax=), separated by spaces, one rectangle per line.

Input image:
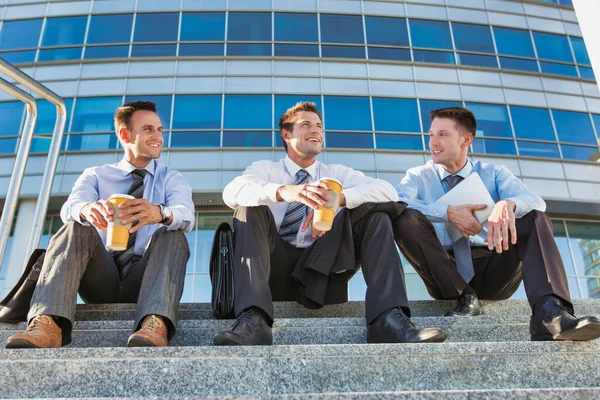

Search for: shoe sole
xmin=532 ymin=320 xmax=600 ymax=341
xmin=5 ymin=339 xmax=41 ymax=349
xmin=419 ymin=330 xmax=449 ymax=343
xmin=127 ymin=337 xmax=165 ymax=347
xmin=444 ymin=309 xmax=484 ymax=317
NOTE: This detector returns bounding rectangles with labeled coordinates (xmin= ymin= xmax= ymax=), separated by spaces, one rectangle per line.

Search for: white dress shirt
xmin=223 ymin=156 xmax=399 ymax=248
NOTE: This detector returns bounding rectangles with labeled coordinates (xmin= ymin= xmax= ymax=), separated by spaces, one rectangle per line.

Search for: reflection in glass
xmin=34 ymin=99 xmax=74 ymax=134
xmin=180 ymin=12 xmax=225 ymax=41
xmin=84 ymin=45 xmax=130 ymax=59
xmin=30 ymin=137 xmax=53 ymax=153
xmin=517 ymin=141 xmax=560 ymax=158
xmin=0 ymin=101 xmax=25 ymax=135
xmin=570 ymin=37 xmax=591 ymax=65
xmin=533 ymin=32 xmax=573 ymax=63
xmin=131 ymin=44 xmax=176 ymax=57
xmin=71 ymin=97 xmax=123 ymax=133
xmin=0 ymin=138 xmax=17 ymax=154
xmin=320 ymin=14 xmax=364 ymax=44
xmin=510 ymin=106 xmax=555 ymax=141
xmin=228 ymin=12 xmax=271 ymax=41
xmin=365 ymin=16 xmax=409 ymax=46
xmin=42 ymin=16 xmax=87 ymax=46
xmin=67 ymin=134 xmax=118 ymax=151
xmin=539 ymin=62 xmax=578 ymax=77
xmin=274 ymin=44 xmax=319 ymax=57
xmin=134 ymin=13 xmax=179 ymax=42
xmin=372 ymin=98 xmax=420 ymax=132
xmin=410 ymin=19 xmax=452 ymax=49
xmin=87 ymin=14 xmax=133 ymax=44
xmin=224 ymin=95 xmax=271 ymax=129
xmin=368 ymin=47 xmax=410 ymax=61
xmin=452 ymin=23 xmax=494 ymax=53
xmin=326 ymin=132 xmax=373 ymax=149
xmin=227 ymin=43 xmax=271 ymax=56
xmin=275 ymin=13 xmax=318 ymax=42
xmin=321 ymin=45 xmax=365 ymax=59
xmin=274 ymin=95 xmax=322 ymax=127
xmin=419 ymin=99 xmax=462 ymax=133
xmin=466 ymin=103 xmax=512 ymax=138
xmin=493 ymin=27 xmax=535 ymax=57
xmin=173 ymin=95 xmax=221 ymax=130
xmin=376 ymin=134 xmax=423 ymax=150
xmin=323 ymin=96 xmax=371 ymax=131
xmin=0 ymin=19 xmax=43 ymax=50
xmin=170 ymin=132 xmax=220 ymax=147
xmin=179 ymin=43 xmax=224 ymax=56
xmin=472 ymin=138 xmax=517 ymax=155
xmin=457 ymin=53 xmax=498 ymax=68
xmin=552 ymin=110 xmax=596 ymax=145
xmin=560 ymin=145 xmax=599 ymax=161
xmin=125 ymin=95 xmax=172 ymax=129
xmin=579 ymin=67 xmax=595 ymax=80
xmin=567 ymin=221 xmax=600 ymax=298
xmin=38 ymin=47 xmax=82 ymax=62
xmin=223 ymin=131 xmax=272 ymax=147
xmin=413 ymin=50 xmax=455 ymax=64
xmin=0 ymin=50 xmax=36 ymax=63
xmin=592 ymin=114 xmax=600 ymax=137
xmin=499 ymin=57 xmax=539 ymax=73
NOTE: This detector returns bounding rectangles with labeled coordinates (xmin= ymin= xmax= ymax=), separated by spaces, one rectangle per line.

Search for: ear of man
xmin=119 ymin=126 xmax=131 ymax=144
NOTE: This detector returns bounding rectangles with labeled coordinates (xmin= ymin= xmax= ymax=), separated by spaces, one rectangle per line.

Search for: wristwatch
xmin=157 ymin=203 xmax=173 ymax=224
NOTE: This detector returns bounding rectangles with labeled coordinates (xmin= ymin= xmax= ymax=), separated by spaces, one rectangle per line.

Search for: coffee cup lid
xmin=108 ymin=194 xmax=136 ymax=200
xmin=320 ymin=177 xmax=342 ymax=186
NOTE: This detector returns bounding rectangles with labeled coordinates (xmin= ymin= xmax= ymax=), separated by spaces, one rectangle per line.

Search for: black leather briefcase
xmin=209 ymin=222 xmax=235 ymax=319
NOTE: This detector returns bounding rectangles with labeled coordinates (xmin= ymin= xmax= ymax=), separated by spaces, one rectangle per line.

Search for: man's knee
xmin=234 ymin=205 xmax=269 ymax=223
xmin=363 ymin=211 xmax=393 ymax=232
xmin=393 ymin=208 xmax=427 ymax=236
xmin=151 ymin=227 xmax=189 ymax=250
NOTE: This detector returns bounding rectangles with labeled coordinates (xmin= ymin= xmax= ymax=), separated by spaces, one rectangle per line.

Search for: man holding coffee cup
xmin=5 ymin=100 xmax=194 ymax=349
xmin=214 ymin=101 xmax=448 ymax=346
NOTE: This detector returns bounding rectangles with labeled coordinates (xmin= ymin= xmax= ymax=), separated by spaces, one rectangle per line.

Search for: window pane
xmin=560 ymin=0 xmax=573 ymax=5
xmin=30 ymin=137 xmax=53 ymax=153
xmin=570 ymin=37 xmax=591 ymax=65
xmin=376 ymin=134 xmax=423 ymax=150
xmin=457 ymin=53 xmax=498 ymax=68
xmin=326 ymin=133 xmax=373 ymax=149
xmin=67 ymin=134 xmax=118 ymax=151
xmin=320 ymin=14 xmax=364 ymax=44
xmin=38 ymin=47 xmax=82 ymax=61
xmin=0 ymin=102 xmax=24 ymax=136
xmin=413 ymin=50 xmax=455 ymax=64
xmin=321 ymin=45 xmax=365 ymax=59
xmin=410 ymin=19 xmax=452 ymax=50
xmin=580 ymin=67 xmax=595 ymax=80
xmin=540 ymin=62 xmax=577 ymax=77
xmin=42 ymin=16 xmax=87 ymax=46
xmin=84 ymin=45 xmax=129 ymax=59
xmin=228 ymin=12 xmax=271 ymax=41
xmin=274 ymin=95 xmax=322 ymax=128
xmin=0 ymin=19 xmax=43 ymax=50
xmin=134 ymin=13 xmax=179 ymax=42
xmin=173 ymin=95 xmax=221 ymax=129
xmin=493 ymin=27 xmax=535 ymax=57
xmin=372 ymin=98 xmax=420 ymax=132
xmin=171 ymin=132 xmax=220 ymax=147
xmin=560 ymin=145 xmax=599 ymax=161
xmin=223 ymin=131 xmax=272 ymax=147
xmin=510 ymin=106 xmax=555 ymax=141
xmin=452 ymin=23 xmax=494 ymax=53
xmin=365 ymin=16 xmax=408 ymax=46
xmin=472 ymin=138 xmax=516 ymax=155
xmin=419 ymin=100 xmax=462 ymax=133
xmin=124 ymin=95 xmax=172 ymax=129
xmin=227 ymin=43 xmax=271 ymax=56
xmin=324 ymin=96 xmax=371 ymax=131
xmin=533 ymin=32 xmax=573 ymax=63
xmin=131 ymin=44 xmax=176 ymax=57
xmin=552 ymin=110 xmax=596 ymax=145
xmin=466 ymin=103 xmax=512 ymax=138
xmin=517 ymin=141 xmax=560 ymax=158
xmin=71 ymin=97 xmax=123 ymax=132
xmin=181 ymin=12 xmax=225 ymax=41
xmin=368 ymin=47 xmax=410 ymax=61
xmin=0 ymin=138 xmax=17 ymax=154
xmin=275 ymin=13 xmax=318 ymax=43
xmin=593 ymin=114 xmax=600 ymax=138
xmin=274 ymin=44 xmax=319 ymax=57
xmin=87 ymin=14 xmax=133 ymax=44
xmin=0 ymin=50 xmax=36 ymax=63
xmin=224 ymin=95 xmax=271 ymax=129
xmin=499 ymin=57 xmax=539 ymax=72
xmin=34 ymin=98 xmax=74 ymax=134
xmin=179 ymin=43 xmax=224 ymax=56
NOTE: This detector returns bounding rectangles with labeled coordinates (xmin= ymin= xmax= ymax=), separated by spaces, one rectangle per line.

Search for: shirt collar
xmin=436 ymin=159 xmax=473 ymax=181
xmin=284 ymin=156 xmax=318 ymax=180
xmin=117 ymin=157 xmax=156 ymax=177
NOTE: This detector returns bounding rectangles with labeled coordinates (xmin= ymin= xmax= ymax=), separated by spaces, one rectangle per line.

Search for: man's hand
xmin=447 ymin=204 xmax=487 ymax=238
xmin=276 ymin=181 xmax=332 ymax=210
xmin=118 ymin=199 xmax=163 ymax=233
xmin=80 ymin=200 xmax=114 ymax=230
xmin=485 ymin=200 xmax=517 ymax=254
xmin=301 ymin=209 xmax=327 ymax=238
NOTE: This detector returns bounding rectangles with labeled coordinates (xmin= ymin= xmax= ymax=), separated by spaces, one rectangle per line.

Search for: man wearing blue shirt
xmin=394 ymin=106 xmax=600 ymax=341
xmin=6 ymin=101 xmax=194 ymax=349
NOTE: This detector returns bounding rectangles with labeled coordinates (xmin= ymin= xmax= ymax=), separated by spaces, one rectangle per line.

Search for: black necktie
xmin=444 ymin=174 xmax=474 ymax=283
xmin=444 ymin=174 xmax=464 ymax=191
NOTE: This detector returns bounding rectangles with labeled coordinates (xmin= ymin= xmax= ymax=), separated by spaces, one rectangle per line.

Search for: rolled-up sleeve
xmin=60 ymin=168 xmax=100 ymax=225
xmin=164 ymin=171 xmax=195 ymax=233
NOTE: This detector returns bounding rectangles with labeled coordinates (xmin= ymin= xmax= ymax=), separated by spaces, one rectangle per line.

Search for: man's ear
xmin=463 ymin=132 xmax=474 ymax=147
xmin=281 ymin=129 xmax=291 ymax=144
xmin=118 ymin=127 xmax=130 ymax=144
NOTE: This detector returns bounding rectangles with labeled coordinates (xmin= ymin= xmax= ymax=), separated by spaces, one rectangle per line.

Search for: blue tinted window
xmin=67 ymin=134 xmax=117 ymax=151
xmin=173 ymin=95 xmax=221 ymax=129
xmin=224 ymin=95 xmax=271 ymax=129
xmin=228 ymin=12 xmax=271 ymax=41
xmin=321 ymin=45 xmax=365 ymax=59
xmin=579 ymin=67 xmax=595 ymax=80
xmin=592 ymin=115 xmax=600 ymax=137
xmin=320 ymin=14 xmax=364 ymax=44
xmin=85 ymin=45 xmax=129 ymax=59
xmin=124 ymin=95 xmax=172 ymax=129
xmin=171 ymin=132 xmax=220 ymax=147
xmin=326 ymin=133 xmax=373 ymax=149
xmin=0 ymin=19 xmax=43 ymax=50
xmin=472 ymin=138 xmax=517 ymax=155
xmin=376 ymin=134 xmax=423 ymax=150
xmin=372 ymin=98 xmax=420 ymax=132
xmin=34 ymin=98 xmax=74 ymax=134
xmin=0 ymin=50 xmax=36 ymax=64
xmin=38 ymin=47 xmax=82 ymax=61
xmin=410 ymin=20 xmax=452 ymax=49
xmin=42 ymin=16 xmax=87 ymax=46
xmin=227 ymin=43 xmax=271 ymax=56
xmin=540 ymin=62 xmax=577 ymax=77
xmin=413 ymin=50 xmax=455 ymax=64
xmin=518 ymin=141 xmax=560 ymax=158
xmin=493 ymin=27 xmax=535 ymax=57
xmin=466 ymin=103 xmax=512 ymax=138
xmin=0 ymin=138 xmax=17 ymax=154
xmin=274 ymin=95 xmax=322 ymax=128
xmin=131 ymin=44 xmax=176 ymax=57
xmin=134 ymin=13 xmax=179 ymax=42
xmin=274 ymin=44 xmax=319 ymax=57
xmin=323 ymin=96 xmax=371 ymax=131
xmin=457 ymin=53 xmax=498 ymax=68
xmin=552 ymin=110 xmax=596 ymax=145
xmin=499 ymin=57 xmax=539 ymax=72
xmin=87 ymin=14 xmax=133 ymax=44
xmin=223 ymin=132 xmax=272 ymax=147
xmin=533 ymin=32 xmax=573 ymax=63
xmin=561 ymin=145 xmax=599 ymax=161
xmin=275 ymin=13 xmax=318 ymax=42
xmin=420 ymin=100 xmax=462 ymax=133
xmin=30 ymin=137 xmax=53 ymax=153
xmin=510 ymin=106 xmax=555 ymax=141
xmin=560 ymin=0 xmax=573 ymax=5
xmin=181 ymin=12 xmax=225 ymax=41
xmin=365 ymin=16 xmax=409 ymax=47
xmin=179 ymin=44 xmax=224 ymax=56
xmin=71 ymin=97 xmax=122 ymax=132
xmin=0 ymin=102 xmax=24 ymax=136
xmin=368 ymin=47 xmax=410 ymax=61
xmin=452 ymin=23 xmax=494 ymax=53
xmin=570 ymin=37 xmax=591 ymax=65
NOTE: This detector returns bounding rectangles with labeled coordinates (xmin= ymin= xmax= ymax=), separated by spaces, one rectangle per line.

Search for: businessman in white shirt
xmin=394 ymin=106 xmax=600 ymax=341
xmin=214 ymin=101 xmax=447 ymax=345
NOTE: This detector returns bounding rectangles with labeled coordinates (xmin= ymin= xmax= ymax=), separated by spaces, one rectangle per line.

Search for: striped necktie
xmin=114 ymin=168 xmax=147 ymax=271
xmin=279 ymin=169 xmax=309 ymax=243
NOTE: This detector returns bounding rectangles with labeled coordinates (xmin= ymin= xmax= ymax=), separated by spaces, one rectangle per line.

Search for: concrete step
xmin=1 ymin=342 xmax=599 ymax=398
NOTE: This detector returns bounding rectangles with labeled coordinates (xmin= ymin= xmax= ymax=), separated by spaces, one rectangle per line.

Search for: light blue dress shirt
xmin=61 ymin=158 xmax=195 ymax=255
xmin=397 ymin=159 xmax=546 ymax=248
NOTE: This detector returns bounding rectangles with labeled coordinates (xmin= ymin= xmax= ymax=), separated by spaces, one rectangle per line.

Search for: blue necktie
xmin=444 ymin=175 xmax=475 ymax=283
xmin=279 ymin=169 xmax=309 ymax=243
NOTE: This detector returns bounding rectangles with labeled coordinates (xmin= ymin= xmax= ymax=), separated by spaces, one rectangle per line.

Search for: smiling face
xmin=282 ymin=110 xmax=323 ymax=165
xmin=429 ymin=117 xmax=472 ymax=174
xmin=119 ymin=110 xmax=164 ymax=166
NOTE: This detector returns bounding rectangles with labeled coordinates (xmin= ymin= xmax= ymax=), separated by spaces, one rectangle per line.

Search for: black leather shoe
xmin=367 ymin=308 xmax=448 ymax=344
xmin=530 ymin=296 xmax=600 ymax=341
xmin=213 ymin=308 xmax=273 ymax=346
xmin=444 ymin=294 xmax=484 ymax=317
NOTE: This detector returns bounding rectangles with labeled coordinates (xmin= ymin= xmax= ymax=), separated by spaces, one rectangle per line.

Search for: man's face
xmin=283 ymin=111 xmax=323 ymax=159
xmin=125 ymin=110 xmax=164 ymax=160
xmin=428 ymin=117 xmax=470 ymax=168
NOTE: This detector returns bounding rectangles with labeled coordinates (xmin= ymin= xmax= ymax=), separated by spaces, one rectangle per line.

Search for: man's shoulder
xmin=406 ymin=160 xmax=436 ymax=176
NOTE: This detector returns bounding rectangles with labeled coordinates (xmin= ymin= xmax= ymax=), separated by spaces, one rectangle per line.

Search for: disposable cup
xmin=313 ymin=178 xmax=342 ymax=232
xmin=106 ymin=194 xmax=135 ymax=251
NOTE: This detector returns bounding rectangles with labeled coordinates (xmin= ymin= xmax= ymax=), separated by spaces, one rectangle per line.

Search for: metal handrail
xmin=0 ymin=58 xmax=67 ymax=266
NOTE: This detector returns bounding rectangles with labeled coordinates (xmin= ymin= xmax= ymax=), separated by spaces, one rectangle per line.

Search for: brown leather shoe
xmin=6 ymin=315 xmax=62 ymax=349
xmin=127 ymin=315 xmax=168 ymax=347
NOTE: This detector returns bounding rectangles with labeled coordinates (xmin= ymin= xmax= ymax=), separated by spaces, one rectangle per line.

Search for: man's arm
xmin=222 ymin=161 xmax=283 ymax=209
xmin=496 ymin=165 xmax=546 ymax=217
xmin=334 ymin=166 xmax=399 ymax=209
xmin=60 ymin=168 xmax=100 ymax=225
xmin=396 ymin=169 xmax=448 ymax=222
xmin=163 ymin=171 xmax=195 ymax=233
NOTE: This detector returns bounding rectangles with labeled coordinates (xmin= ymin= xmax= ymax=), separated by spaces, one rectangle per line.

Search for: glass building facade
xmin=0 ymin=0 xmax=599 ymax=301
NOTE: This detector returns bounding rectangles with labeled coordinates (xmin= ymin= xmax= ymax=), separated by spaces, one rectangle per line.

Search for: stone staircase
xmin=1 ymin=299 xmax=600 ymax=399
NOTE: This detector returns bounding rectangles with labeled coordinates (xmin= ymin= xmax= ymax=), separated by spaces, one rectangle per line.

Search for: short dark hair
xmin=429 ymin=106 xmax=477 ymax=137
xmin=278 ymin=101 xmax=323 ymax=151
xmin=114 ymin=100 xmax=157 ymax=132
